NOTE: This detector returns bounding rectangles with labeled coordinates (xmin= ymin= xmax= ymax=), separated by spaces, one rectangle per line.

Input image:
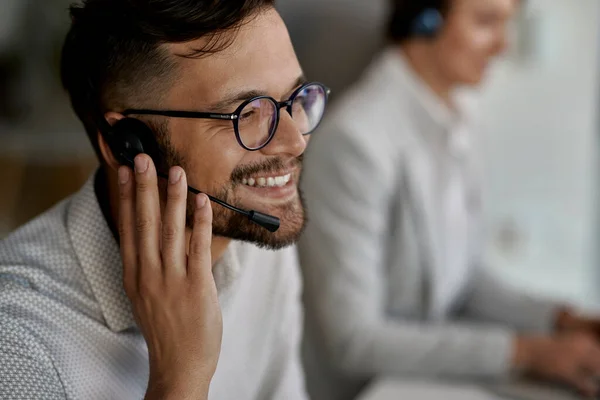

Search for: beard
xmin=155 ymin=129 xmax=306 ymax=250
xmin=184 ymin=156 xmax=307 ymax=250
xmin=205 ymin=156 xmax=306 ymax=250
xmin=206 ymin=179 xmax=306 ymax=250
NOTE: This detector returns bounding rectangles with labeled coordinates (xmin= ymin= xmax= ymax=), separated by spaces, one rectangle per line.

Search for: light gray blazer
xmin=298 ymin=48 xmax=560 ymax=400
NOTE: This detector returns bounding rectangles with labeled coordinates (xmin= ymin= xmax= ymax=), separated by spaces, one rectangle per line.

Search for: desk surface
xmin=358 ymin=379 xmax=582 ymax=400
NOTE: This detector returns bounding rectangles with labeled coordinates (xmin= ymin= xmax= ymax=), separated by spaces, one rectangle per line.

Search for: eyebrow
xmin=209 ymin=75 xmax=307 ymax=113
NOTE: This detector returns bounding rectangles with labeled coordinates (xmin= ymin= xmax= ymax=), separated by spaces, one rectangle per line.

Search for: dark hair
xmin=387 ymin=0 xmax=448 ymax=43
xmin=61 ymin=0 xmax=275 ymax=159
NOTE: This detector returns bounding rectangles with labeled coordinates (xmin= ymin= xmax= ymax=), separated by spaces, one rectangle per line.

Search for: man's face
xmin=158 ymin=8 xmax=308 ymax=249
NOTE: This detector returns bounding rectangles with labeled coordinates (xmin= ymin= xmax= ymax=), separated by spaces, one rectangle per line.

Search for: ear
xmin=98 ymin=112 xmax=126 ymax=172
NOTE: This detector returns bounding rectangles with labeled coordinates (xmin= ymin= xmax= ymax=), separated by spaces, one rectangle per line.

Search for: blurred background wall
xmin=0 ymin=0 xmax=96 ymax=237
xmin=1 ymin=0 xmax=599 ymax=305
xmin=478 ymin=0 xmax=600 ymax=307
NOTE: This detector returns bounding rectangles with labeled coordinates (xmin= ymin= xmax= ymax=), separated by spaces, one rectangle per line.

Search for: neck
xmin=400 ymin=41 xmax=455 ymax=108
xmin=103 ymin=167 xmax=231 ymax=266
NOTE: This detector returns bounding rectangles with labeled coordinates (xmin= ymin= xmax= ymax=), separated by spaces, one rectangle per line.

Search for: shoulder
xmin=0 ymin=198 xmax=101 ymax=338
xmin=0 ymin=313 xmax=67 ymax=398
xmin=306 ymin=52 xmax=420 ymax=182
xmin=0 ymin=313 xmax=56 ymax=366
xmin=0 ymin=196 xmax=90 ymax=290
xmin=0 ymin=199 xmax=72 ymax=265
xmin=0 ymin=195 xmax=94 ymax=286
xmin=326 ymin=50 xmax=421 ymax=137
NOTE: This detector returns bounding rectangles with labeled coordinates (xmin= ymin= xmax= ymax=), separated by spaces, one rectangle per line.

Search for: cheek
xmin=439 ymin=27 xmax=496 ymax=82
xmin=191 ymin=149 xmax=244 ymax=190
xmin=468 ymin=29 xmax=501 ymax=56
xmin=302 ymin=134 xmax=311 ymax=147
xmin=449 ymin=26 xmax=492 ymax=58
xmin=169 ymin=121 xmax=246 ymax=190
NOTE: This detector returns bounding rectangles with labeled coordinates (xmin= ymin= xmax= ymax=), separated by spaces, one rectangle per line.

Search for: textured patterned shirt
xmin=0 ymin=171 xmax=307 ymax=400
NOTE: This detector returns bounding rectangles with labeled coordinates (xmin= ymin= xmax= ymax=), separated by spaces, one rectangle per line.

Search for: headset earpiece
xmin=412 ymin=8 xmax=444 ymax=38
xmin=108 ymin=118 xmax=160 ymax=168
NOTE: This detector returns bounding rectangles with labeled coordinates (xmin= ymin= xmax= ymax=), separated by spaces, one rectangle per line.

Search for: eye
xmin=240 ymin=109 xmax=256 ymax=121
xmin=239 ymin=99 xmax=263 ymax=123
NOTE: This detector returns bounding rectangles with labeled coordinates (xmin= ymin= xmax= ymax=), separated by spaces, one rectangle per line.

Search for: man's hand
xmin=118 ymin=154 xmax=223 ymax=400
xmin=514 ymin=333 xmax=600 ymax=398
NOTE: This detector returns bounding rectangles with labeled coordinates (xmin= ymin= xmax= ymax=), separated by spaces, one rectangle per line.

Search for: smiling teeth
xmin=243 ymin=174 xmax=291 ymax=188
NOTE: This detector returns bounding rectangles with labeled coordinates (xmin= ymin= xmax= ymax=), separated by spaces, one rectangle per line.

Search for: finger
xmin=118 ymin=166 xmax=137 ymax=296
xmin=583 ymin=346 xmax=600 ymax=380
xmin=161 ymin=166 xmax=188 ymax=277
xmin=188 ymin=194 xmax=213 ymax=281
xmin=134 ymin=154 xmax=162 ymax=273
xmin=567 ymin=371 xmax=599 ymax=398
xmin=591 ymin=320 xmax=600 ymax=338
xmin=577 ymin=378 xmax=598 ymax=398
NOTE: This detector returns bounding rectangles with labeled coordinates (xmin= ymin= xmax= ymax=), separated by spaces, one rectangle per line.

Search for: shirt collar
xmin=67 ymin=171 xmax=136 ymax=332
xmin=66 ymin=170 xmax=242 ymax=332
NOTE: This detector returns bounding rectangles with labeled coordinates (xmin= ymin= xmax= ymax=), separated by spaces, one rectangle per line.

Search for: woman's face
xmin=434 ymin=0 xmax=519 ymax=85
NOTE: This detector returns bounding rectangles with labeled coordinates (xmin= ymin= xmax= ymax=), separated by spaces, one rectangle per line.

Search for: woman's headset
xmin=411 ymin=7 xmax=444 ymax=38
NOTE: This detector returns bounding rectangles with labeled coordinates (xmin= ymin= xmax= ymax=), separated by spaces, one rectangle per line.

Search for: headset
xmin=100 ymin=116 xmax=281 ymax=233
xmin=411 ymin=7 xmax=444 ymax=38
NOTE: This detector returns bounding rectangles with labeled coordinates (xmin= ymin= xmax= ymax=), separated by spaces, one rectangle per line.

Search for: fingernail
xmin=196 ymin=194 xmax=207 ymax=208
xmin=169 ymin=168 xmax=182 ymax=185
xmin=118 ymin=167 xmax=130 ymax=185
xmin=135 ymin=156 xmax=148 ymax=174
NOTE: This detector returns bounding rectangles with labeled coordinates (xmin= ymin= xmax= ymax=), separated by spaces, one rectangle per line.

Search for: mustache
xmin=230 ymin=155 xmax=304 ymax=183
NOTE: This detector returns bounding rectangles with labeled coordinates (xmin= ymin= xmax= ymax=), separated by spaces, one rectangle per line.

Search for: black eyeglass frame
xmin=122 ymin=81 xmax=331 ymax=151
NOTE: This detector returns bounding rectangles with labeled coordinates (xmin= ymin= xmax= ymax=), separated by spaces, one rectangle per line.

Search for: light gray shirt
xmin=0 ymin=171 xmax=307 ymax=400
xmin=298 ymin=48 xmax=560 ymax=400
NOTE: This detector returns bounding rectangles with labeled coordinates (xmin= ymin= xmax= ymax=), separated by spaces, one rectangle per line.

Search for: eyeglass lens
xmin=237 ymin=83 xmax=327 ymax=150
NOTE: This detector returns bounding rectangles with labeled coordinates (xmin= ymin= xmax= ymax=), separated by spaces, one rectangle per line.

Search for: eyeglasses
xmin=122 ymin=82 xmax=331 ymax=151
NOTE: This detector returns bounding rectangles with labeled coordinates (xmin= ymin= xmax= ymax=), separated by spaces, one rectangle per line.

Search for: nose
xmin=260 ymin=111 xmax=307 ymax=158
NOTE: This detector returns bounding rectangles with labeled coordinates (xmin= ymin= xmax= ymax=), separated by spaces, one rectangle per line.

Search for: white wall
xmin=479 ymin=0 xmax=600 ymax=305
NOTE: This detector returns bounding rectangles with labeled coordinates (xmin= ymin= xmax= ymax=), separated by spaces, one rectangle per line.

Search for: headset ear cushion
xmin=412 ymin=8 xmax=444 ymax=37
xmin=110 ymin=118 xmax=161 ymax=168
